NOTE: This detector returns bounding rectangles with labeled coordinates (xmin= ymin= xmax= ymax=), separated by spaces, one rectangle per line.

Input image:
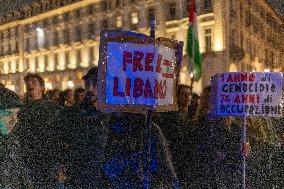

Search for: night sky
xmin=0 ymin=0 xmax=283 ymax=18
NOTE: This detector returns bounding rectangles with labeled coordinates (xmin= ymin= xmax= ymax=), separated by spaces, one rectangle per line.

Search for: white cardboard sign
xmin=210 ymin=72 xmax=283 ymax=117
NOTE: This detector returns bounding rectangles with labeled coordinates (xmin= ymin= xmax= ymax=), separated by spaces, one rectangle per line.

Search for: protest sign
xmin=210 ymin=72 xmax=283 ymax=117
xmin=97 ymin=30 xmax=183 ymax=113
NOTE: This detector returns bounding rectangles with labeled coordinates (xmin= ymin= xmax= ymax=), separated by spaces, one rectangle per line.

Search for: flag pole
xmin=189 ymin=0 xmax=195 ymax=91
xmin=144 ymin=19 xmax=156 ymax=189
xmin=241 ymin=116 xmax=247 ymax=189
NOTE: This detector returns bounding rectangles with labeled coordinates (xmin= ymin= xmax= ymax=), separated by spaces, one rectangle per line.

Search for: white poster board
xmin=97 ymin=30 xmax=182 ymax=113
xmin=210 ymin=72 xmax=283 ymax=117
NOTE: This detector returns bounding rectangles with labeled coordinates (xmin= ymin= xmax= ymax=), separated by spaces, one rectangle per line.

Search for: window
xmin=65 ymin=51 xmax=70 ymax=66
xmin=88 ymin=4 xmax=96 ymax=14
xmin=88 ymin=22 xmax=96 ymax=37
xmin=53 ymin=16 xmax=58 ymax=24
xmin=0 ymin=45 xmax=3 ymax=56
xmin=204 ymin=28 xmax=212 ymax=51
xmin=102 ymin=20 xmax=108 ymax=29
xmin=77 ymin=49 xmax=81 ymax=66
xmin=75 ymin=9 xmax=81 ymax=18
xmin=101 ymin=0 xmax=107 ymax=11
xmin=204 ymin=0 xmax=212 ymax=9
xmin=169 ymin=3 xmax=176 ymax=20
xmin=64 ymin=12 xmax=69 ymax=21
xmin=148 ymin=8 xmax=155 ymax=21
xmin=74 ymin=26 xmax=81 ymax=41
xmin=116 ymin=16 xmax=122 ymax=29
xmin=245 ymin=11 xmax=251 ymax=28
xmin=63 ymin=28 xmax=69 ymax=44
xmin=116 ymin=0 xmax=120 ymax=7
xmin=89 ymin=46 xmax=94 ymax=65
xmin=54 ymin=30 xmax=59 ymax=45
xmin=131 ymin=12 xmax=138 ymax=25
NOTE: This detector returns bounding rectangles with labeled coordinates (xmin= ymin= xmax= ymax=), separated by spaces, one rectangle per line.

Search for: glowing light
xmin=264 ymin=68 xmax=270 ymax=72
xmin=67 ymin=80 xmax=74 ymax=88
xmin=116 ymin=16 xmax=122 ymax=28
xmin=46 ymin=82 xmax=53 ymax=90
xmin=7 ymin=85 xmax=15 ymax=91
xmin=131 ymin=12 xmax=138 ymax=25
xmin=189 ymin=72 xmax=194 ymax=79
xmin=36 ymin=27 xmax=45 ymax=49
xmin=214 ymin=40 xmax=223 ymax=51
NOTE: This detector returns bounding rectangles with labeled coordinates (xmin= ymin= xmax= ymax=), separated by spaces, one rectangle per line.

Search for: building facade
xmin=0 ymin=0 xmax=283 ymax=95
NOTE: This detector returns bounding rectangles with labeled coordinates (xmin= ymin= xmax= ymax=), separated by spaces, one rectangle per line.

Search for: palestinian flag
xmin=187 ymin=0 xmax=202 ymax=81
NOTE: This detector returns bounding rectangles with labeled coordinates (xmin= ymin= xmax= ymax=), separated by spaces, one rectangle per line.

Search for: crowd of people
xmin=0 ymin=67 xmax=284 ymax=188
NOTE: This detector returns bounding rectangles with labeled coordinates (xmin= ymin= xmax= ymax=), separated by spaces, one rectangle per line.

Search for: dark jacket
xmin=56 ymin=103 xmax=108 ymax=188
xmin=102 ymin=113 xmax=178 ymax=189
xmin=14 ymin=99 xmax=62 ymax=188
xmin=153 ymin=111 xmax=192 ymax=186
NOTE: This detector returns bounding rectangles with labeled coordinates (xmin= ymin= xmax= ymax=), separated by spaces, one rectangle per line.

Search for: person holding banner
xmin=102 ymin=112 xmax=179 ymax=189
xmin=153 ymin=84 xmax=192 ymax=186
xmin=55 ymin=67 xmax=109 ymax=188
xmin=189 ymin=86 xmax=241 ymax=188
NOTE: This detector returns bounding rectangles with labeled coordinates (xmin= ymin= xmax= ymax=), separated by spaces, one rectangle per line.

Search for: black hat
xmin=82 ymin=67 xmax=98 ymax=81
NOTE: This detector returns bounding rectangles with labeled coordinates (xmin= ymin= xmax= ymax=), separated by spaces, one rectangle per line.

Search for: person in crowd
xmin=13 ymin=73 xmax=62 ymax=188
xmin=46 ymin=88 xmax=61 ymax=104
xmin=74 ymin=87 xmax=85 ymax=105
xmin=0 ymin=84 xmax=31 ymax=188
xmin=188 ymin=93 xmax=200 ymax=120
xmin=102 ymin=112 xmax=179 ymax=188
xmin=56 ymin=67 xmax=108 ymax=188
xmin=59 ymin=89 xmax=74 ymax=107
xmin=188 ymin=86 xmax=241 ymax=188
xmin=153 ymin=84 xmax=191 ymax=186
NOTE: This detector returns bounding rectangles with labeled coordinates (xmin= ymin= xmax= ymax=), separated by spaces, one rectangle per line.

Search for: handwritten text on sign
xmin=106 ymin=42 xmax=176 ymax=106
xmin=212 ymin=72 xmax=283 ymax=117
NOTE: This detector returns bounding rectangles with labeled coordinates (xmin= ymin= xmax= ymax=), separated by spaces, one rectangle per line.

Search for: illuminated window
xmin=131 ymin=12 xmax=138 ymax=25
xmin=204 ymin=28 xmax=212 ymax=52
xmin=116 ymin=16 xmax=122 ymax=29
xmin=3 ymin=62 xmax=9 ymax=74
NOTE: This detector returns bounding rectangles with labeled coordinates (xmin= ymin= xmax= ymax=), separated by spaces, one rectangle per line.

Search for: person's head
xmin=82 ymin=67 xmax=98 ymax=106
xmin=177 ymin=84 xmax=191 ymax=112
xmin=199 ymin=85 xmax=211 ymax=114
xmin=59 ymin=89 xmax=74 ymax=107
xmin=24 ymin=73 xmax=45 ymax=101
xmin=74 ymin=87 xmax=86 ymax=105
xmin=82 ymin=67 xmax=98 ymax=95
xmin=46 ymin=89 xmax=61 ymax=104
xmin=190 ymin=93 xmax=200 ymax=106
